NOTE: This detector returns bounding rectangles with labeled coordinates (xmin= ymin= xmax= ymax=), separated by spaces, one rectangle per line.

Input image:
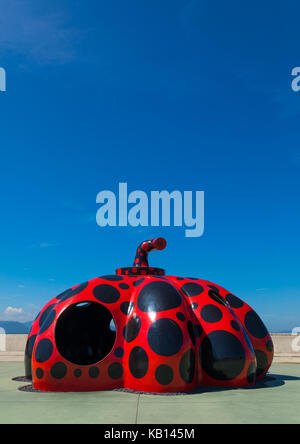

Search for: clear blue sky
xmin=0 ymin=0 xmax=299 ymax=332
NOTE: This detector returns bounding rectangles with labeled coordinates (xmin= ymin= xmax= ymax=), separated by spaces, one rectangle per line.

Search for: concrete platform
xmin=0 ymin=362 xmax=299 ymax=424
xmin=0 ymin=352 xmax=24 ymax=362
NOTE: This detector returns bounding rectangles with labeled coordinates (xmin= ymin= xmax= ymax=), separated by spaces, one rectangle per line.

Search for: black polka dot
xmin=57 ymin=282 xmax=89 ymax=303
xmin=201 ymin=304 xmax=223 ymax=323
xmin=100 ymin=275 xmax=123 ymax=281
xmin=56 ymin=289 xmax=71 ymax=300
xmin=180 ymin=349 xmax=195 ymax=383
xmin=255 ymin=350 xmax=268 ymax=377
xmin=51 ymin=362 xmax=67 ymax=379
xmin=74 ymin=369 xmax=82 ymax=378
xmin=108 ymin=363 xmax=123 ymax=379
xmin=187 ymin=277 xmax=199 ymax=281
xmin=129 ymin=347 xmax=149 ymax=379
xmin=187 ymin=321 xmax=196 ymax=345
xmin=181 ymin=283 xmax=204 ymax=297
xmin=35 ymin=339 xmax=53 ymax=363
xmin=114 ymin=347 xmax=124 ymax=358
xmin=226 ymin=294 xmax=244 ymax=309
xmin=137 ymin=281 xmax=182 ymax=313
xmin=133 ymin=278 xmax=145 ymax=287
xmin=155 ymin=365 xmax=174 ymax=385
xmin=191 ymin=302 xmax=198 ymax=310
xmin=208 ymin=290 xmax=228 ymax=307
xmin=194 ymin=324 xmax=203 ymax=338
xmin=207 ymin=285 xmax=220 ymax=293
xmin=36 ymin=368 xmax=44 ymax=379
xmin=231 ymin=320 xmax=241 ymax=332
xmin=119 ymin=283 xmax=130 ymax=290
xmin=147 ymin=318 xmax=183 ymax=356
xmin=25 ymin=335 xmax=37 ymax=360
xmin=120 ymin=301 xmax=134 ymax=315
xmin=244 ymin=310 xmax=268 ymax=339
xmin=176 ymin=312 xmax=185 ymax=322
xmin=266 ymin=340 xmax=274 ymax=353
xmin=199 ymin=331 xmax=246 ymax=381
xmin=25 ymin=335 xmax=37 ymax=379
xmin=39 ymin=309 xmax=56 ymax=334
xmin=93 ymin=284 xmax=120 ymax=304
xmin=247 ymin=361 xmax=257 ymax=384
xmin=176 ymin=277 xmax=185 ymax=280
xmin=39 ymin=304 xmax=56 ymax=328
xmin=123 ymin=316 xmax=141 ymax=343
xmin=89 ymin=367 xmax=100 ymax=378
xmin=72 ymin=282 xmax=89 ymax=294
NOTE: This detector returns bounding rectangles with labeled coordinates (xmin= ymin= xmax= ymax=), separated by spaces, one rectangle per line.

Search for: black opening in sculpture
xmin=55 ymin=302 xmax=116 ymax=366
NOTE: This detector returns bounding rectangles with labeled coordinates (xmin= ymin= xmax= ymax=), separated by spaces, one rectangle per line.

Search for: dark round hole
xmin=55 ymin=302 xmax=116 ymax=366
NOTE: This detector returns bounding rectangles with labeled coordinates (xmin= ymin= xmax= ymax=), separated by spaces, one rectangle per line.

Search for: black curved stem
xmin=133 ymin=238 xmax=167 ymax=267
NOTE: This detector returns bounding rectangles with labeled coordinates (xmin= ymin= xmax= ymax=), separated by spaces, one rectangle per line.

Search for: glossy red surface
xmin=25 ymin=238 xmax=273 ymax=392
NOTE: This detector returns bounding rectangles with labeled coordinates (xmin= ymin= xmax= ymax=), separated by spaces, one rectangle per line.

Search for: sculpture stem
xmin=133 ymin=238 xmax=167 ymax=267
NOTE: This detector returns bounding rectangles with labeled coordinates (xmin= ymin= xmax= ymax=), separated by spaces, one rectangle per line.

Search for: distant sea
xmin=0 ymin=321 xmax=33 ymax=334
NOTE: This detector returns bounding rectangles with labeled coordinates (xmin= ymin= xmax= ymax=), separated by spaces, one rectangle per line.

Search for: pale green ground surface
xmin=0 ymin=362 xmax=299 ymax=424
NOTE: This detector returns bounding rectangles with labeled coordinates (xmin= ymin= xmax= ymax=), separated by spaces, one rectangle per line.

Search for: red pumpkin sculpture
xmin=24 ymin=238 xmax=273 ymax=392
